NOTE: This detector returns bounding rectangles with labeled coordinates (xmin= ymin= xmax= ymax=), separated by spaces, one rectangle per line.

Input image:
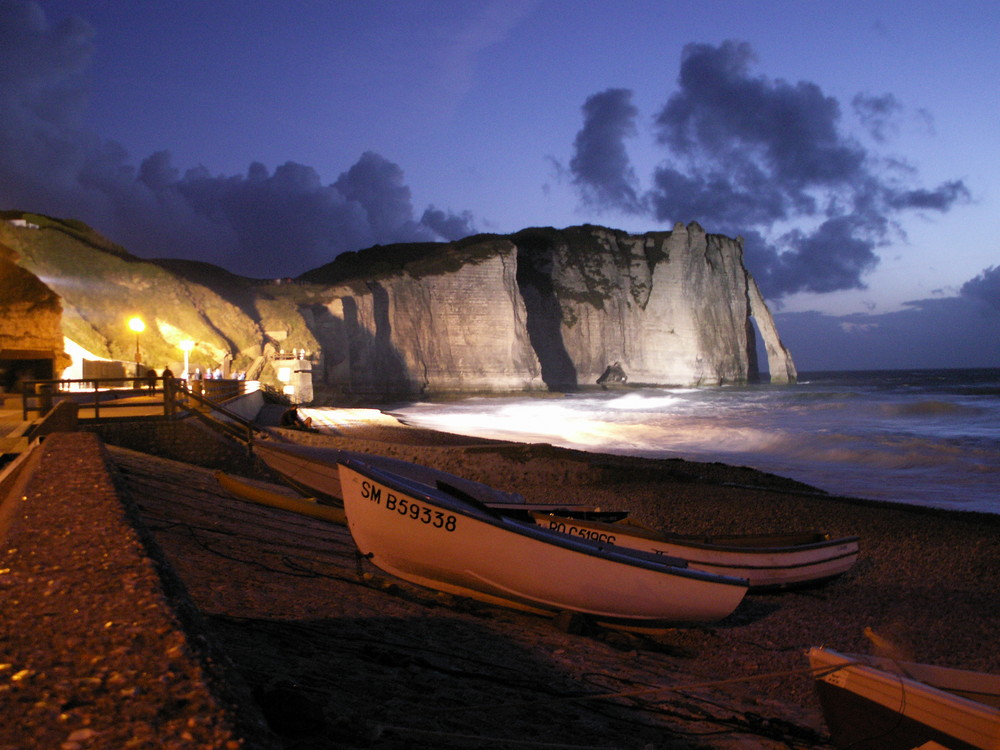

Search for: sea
xmin=313 ymin=368 xmax=1000 ymax=516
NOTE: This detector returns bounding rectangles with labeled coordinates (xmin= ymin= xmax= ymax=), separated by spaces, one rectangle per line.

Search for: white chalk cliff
xmin=3 ymin=213 xmax=796 ymax=397
xmin=305 ymin=223 xmax=796 ymax=395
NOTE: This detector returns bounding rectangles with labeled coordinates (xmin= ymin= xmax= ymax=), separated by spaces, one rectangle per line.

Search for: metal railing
xmin=170 ymin=379 xmax=261 ymax=447
xmin=21 ymin=377 xmax=169 ymax=420
xmin=20 ymin=377 xmax=258 ymax=426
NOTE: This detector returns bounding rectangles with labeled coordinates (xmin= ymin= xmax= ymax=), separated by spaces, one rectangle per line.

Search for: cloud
xmin=332 ymin=152 xmax=433 ymax=245
xmin=766 ymin=215 xmax=882 ymax=294
xmin=568 ymin=40 xmax=970 ymax=299
xmin=852 ymin=92 xmax=902 ymax=143
xmin=961 ymin=265 xmax=1000 ymax=312
xmin=420 ymin=206 xmax=477 ymax=241
xmin=771 ymin=262 xmax=1000 ymax=370
xmin=569 ymin=89 xmax=643 ymax=213
xmin=775 ymin=294 xmax=1000 ymax=371
xmin=0 ymin=1 xmax=475 ymax=278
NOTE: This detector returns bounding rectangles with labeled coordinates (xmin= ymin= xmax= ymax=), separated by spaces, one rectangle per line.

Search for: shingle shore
xmin=1 ymin=424 xmax=997 ymax=750
xmin=0 ymin=432 xmax=272 ymax=750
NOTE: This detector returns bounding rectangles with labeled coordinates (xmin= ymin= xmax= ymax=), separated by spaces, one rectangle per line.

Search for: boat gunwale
xmin=808 ymin=646 xmax=1000 ymax=747
xmin=531 ymin=511 xmax=860 ymax=553
xmin=810 ymin=647 xmax=1000 ymax=707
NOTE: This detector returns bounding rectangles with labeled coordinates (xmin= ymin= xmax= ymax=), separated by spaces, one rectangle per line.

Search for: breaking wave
xmin=371 ymin=369 xmax=1000 ymax=515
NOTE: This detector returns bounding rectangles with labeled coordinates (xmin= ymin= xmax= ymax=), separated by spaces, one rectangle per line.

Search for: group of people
xmin=189 ymin=367 xmax=221 ymax=380
xmin=143 ymin=367 xmax=174 ymax=391
xmin=141 ymin=364 xmax=251 ymax=392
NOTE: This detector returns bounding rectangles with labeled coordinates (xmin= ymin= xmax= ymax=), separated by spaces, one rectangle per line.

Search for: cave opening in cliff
xmin=0 ymin=350 xmax=55 ymax=393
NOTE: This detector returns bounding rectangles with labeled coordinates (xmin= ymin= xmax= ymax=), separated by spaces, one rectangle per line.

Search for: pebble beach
xmin=1 ymin=415 xmax=998 ymax=749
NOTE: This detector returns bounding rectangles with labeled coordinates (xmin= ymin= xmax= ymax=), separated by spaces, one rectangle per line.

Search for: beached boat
xmin=808 ymin=646 xmax=1000 ymax=750
xmin=337 ymin=458 xmax=748 ymax=628
xmin=253 ymin=440 xmax=624 ymax=520
xmin=254 ymin=440 xmax=521 ymax=504
xmin=213 ymin=470 xmax=347 ymax=525
xmin=529 ymin=513 xmax=859 ymax=590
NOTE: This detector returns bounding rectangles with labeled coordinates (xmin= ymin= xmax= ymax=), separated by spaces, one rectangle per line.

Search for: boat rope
xmin=362 ymin=664 xmax=847 ymax=748
xmin=372 ymin=724 xmax=620 ymax=749
xmin=440 ymin=661 xmax=853 ymax=714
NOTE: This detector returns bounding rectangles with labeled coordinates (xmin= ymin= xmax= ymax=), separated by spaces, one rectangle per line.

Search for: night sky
xmin=2 ymin=1 xmax=999 ymax=369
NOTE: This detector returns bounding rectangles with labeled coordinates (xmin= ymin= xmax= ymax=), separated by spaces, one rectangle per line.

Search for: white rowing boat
xmin=808 ymin=646 xmax=1000 ymax=750
xmin=530 ymin=513 xmax=859 ymax=590
xmin=338 ymin=459 xmax=748 ymax=629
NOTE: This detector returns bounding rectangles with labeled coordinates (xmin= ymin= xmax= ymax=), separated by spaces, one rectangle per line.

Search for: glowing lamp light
xmin=179 ymin=339 xmax=194 ymax=379
xmin=128 ymin=316 xmax=145 ymax=366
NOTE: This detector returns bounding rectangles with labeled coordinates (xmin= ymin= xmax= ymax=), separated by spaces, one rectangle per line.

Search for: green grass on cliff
xmin=298 ymin=233 xmax=512 ymax=285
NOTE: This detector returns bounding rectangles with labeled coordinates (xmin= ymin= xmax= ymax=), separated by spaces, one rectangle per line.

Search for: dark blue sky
xmin=2 ymin=0 xmax=998 ymax=369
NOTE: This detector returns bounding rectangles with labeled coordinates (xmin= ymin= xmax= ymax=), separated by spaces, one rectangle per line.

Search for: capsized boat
xmin=338 ymin=459 xmax=748 ymax=628
xmin=253 ymin=440 xmax=624 ymax=520
xmin=808 ymin=646 xmax=1000 ymax=750
xmin=530 ymin=513 xmax=859 ymax=590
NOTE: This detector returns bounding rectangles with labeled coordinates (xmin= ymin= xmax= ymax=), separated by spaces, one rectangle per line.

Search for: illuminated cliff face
xmin=310 ymin=223 xmax=796 ymax=394
xmin=511 ymin=222 xmax=796 ymax=388
xmin=0 ymin=214 xmax=317 ymax=389
xmin=2 ymin=213 xmax=796 ymax=398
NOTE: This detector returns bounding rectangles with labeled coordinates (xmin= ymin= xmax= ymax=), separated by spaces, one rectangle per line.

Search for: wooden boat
xmin=338 ymin=458 xmax=748 ymax=629
xmin=213 ymin=470 xmax=347 ymax=525
xmin=528 ymin=513 xmax=859 ymax=590
xmin=808 ymin=646 xmax=1000 ymax=750
xmin=254 ymin=440 xmax=521 ymax=504
xmin=253 ymin=440 xmax=624 ymax=520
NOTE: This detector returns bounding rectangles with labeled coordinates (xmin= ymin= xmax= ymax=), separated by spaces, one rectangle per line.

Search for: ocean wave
xmin=380 ymin=370 xmax=1000 ymax=513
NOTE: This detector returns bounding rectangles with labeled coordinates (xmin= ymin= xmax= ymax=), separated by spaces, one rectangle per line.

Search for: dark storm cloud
xmin=420 ymin=206 xmax=477 ymax=241
xmin=852 ymin=92 xmax=902 ymax=143
xmin=569 ymin=89 xmax=643 ymax=213
xmin=765 ymin=216 xmax=882 ymax=294
xmin=0 ymin=1 xmax=475 ymax=278
xmin=773 ymin=300 xmax=1000 ymax=371
xmin=655 ymin=41 xmax=866 ymax=191
xmin=771 ymin=261 xmax=1000 ymax=371
xmin=888 ymin=180 xmax=970 ymax=211
xmin=332 ymin=152 xmax=434 ymax=245
xmin=568 ymin=40 xmax=970 ymax=299
xmin=961 ymin=265 xmax=1000 ymax=313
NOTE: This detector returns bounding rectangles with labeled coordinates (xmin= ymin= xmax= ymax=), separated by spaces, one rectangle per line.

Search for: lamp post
xmin=179 ymin=339 xmax=194 ymax=380
xmin=128 ymin=316 xmax=145 ymax=375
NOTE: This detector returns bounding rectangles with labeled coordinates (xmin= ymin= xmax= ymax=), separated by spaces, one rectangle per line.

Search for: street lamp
xmin=128 ymin=316 xmax=145 ymax=374
xmin=179 ymin=339 xmax=194 ymax=380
